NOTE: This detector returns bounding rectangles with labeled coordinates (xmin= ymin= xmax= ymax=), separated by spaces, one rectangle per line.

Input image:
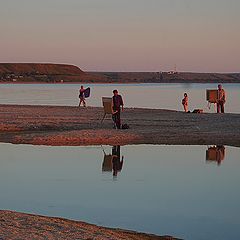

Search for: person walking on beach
xmin=112 ymin=89 xmax=124 ymax=129
xmin=217 ymin=84 xmax=226 ymax=113
xmin=78 ymin=85 xmax=86 ymax=107
xmin=182 ymin=93 xmax=188 ymax=112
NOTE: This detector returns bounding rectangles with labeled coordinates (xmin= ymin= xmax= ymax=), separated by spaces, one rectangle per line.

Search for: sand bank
xmin=0 ymin=104 xmax=239 ymax=147
xmin=0 ymin=105 xmax=240 ymax=146
xmin=0 ymin=210 xmax=178 ymax=240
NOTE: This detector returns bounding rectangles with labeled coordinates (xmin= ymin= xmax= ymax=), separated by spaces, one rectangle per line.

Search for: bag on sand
xmin=122 ymin=123 xmax=130 ymax=129
xmin=192 ymin=109 xmax=203 ymax=113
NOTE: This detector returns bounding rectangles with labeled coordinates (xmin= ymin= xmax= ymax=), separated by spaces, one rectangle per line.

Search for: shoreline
xmin=1 ymin=63 xmax=240 ymax=83
xmin=0 ymin=210 xmax=179 ymax=240
xmin=1 ymin=80 xmax=240 ymax=84
xmin=0 ymin=104 xmax=239 ymax=147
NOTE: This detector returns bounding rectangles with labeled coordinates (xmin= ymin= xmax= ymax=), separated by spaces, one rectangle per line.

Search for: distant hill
xmin=0 ymin=63 xmax=239 ymax=83
xmin=0 ymin=63 xmax=105 ymax=83
xmin=88 ymin=71 xmax=240 ymax=83
xmin=0 ymin=63 xmax=83 ymax=75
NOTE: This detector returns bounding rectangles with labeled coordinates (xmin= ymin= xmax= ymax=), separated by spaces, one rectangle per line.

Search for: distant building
xmin=167 ymin=64 xmax=178 ymax=74
xmin=167 ymin=71 xmax=177 ymax=75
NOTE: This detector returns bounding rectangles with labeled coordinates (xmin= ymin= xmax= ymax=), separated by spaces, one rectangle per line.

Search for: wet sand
xmin=0 ymin=104 xmax=239 ymax=147
xmin=0 ymin=210 xmax=178 ymax=240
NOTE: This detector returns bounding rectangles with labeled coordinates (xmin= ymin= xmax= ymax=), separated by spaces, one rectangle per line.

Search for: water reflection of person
xmin=101 ymin=145 xmax=124 ymax=176
xmin=206 ymin=145 xmax=225 ymax=165
xmin=216 ymin=145 xmax=225 ymax=165
xmin=112 ymin=145 xmax=124 ymax=177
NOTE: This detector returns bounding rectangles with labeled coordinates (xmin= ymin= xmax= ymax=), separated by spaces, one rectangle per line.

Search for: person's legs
xmin=115 ymin=111 xmax=121 ymax=129
xmin=217 ymin=103 xmax=220 ymax=113
xmin=112 ymin=110 xmax=121 ymax=129
xmin=79 ymin=97 xmax=86 ymax=107
xmin=79 ymin=97 xmax=83 ymax=106
xmin=184 ymin=104 xmax=188 ymax=112
xmin=220 ymin=102 xmax=224 ymax=113
xmin=112 ymin=114 xmax=117 ymax=129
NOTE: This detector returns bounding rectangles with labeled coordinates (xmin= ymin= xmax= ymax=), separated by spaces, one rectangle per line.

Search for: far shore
xmin=1 ymin=80 xmax=240 ymax=84
xmin=1 ymin=62 xmax=240 ymax=84
xmin=1 ymin=78 xmax=240 ymax=84
xmin=0 ymin=104 xmax=239 ymax=147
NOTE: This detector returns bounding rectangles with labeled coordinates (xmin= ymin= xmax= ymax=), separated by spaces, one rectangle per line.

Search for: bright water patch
xmin=0 ymin=83 xmax=240 ymax=113
xmin=0 ymin=143 xmax=239 ymax=239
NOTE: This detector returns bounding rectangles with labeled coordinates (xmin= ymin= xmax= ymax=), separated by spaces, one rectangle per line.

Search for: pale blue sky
xmin=0 ymin=0 xmax=239 ymax=72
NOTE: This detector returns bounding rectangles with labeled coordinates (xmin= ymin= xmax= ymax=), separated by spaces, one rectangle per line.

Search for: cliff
xmin=0 ymin=63 xmax=83 ymax=75
xmin=0 ymin=63 xmax=106 ymax=83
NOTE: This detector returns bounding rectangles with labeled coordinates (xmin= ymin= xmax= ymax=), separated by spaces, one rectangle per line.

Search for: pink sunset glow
xmin=0 ymin=0 xmax=239 ymax=72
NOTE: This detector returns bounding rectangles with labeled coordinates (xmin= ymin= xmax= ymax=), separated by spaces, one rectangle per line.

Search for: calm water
xmin=0 ymin=83 xmax=240 ymax=113
xmin=0 ymin=143 xmax=239 ymax=240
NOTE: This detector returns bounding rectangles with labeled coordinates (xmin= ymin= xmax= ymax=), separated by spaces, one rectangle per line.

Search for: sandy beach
xmin=0 ymin=104 xmax=239 ymax=147
xmin=0 ymin=210 xmax=178 ymax=240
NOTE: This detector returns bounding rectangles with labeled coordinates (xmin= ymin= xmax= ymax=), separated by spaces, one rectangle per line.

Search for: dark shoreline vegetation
xmin=0 ymin=63 xmax=240 ymax=83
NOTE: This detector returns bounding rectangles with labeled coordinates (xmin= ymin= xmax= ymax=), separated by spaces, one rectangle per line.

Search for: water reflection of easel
xmin=206 ymin=146 xmax=225 ymax=165
xmin=101 ymin=145 xmax=124 ymax=176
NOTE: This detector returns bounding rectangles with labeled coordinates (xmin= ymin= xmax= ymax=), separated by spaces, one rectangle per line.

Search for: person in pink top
xmin=182 ymin=93 xmax=188 ymax=112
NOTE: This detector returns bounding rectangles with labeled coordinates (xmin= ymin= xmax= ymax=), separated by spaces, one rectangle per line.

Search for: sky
xmin=0 ymin=0 xmax=239 ymax=72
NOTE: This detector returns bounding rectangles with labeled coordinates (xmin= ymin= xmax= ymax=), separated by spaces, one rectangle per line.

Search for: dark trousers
xmin=112 ymin=111 xmax=121 ymax=129
xmin=217 ymin=101 xmax=225 ymax=113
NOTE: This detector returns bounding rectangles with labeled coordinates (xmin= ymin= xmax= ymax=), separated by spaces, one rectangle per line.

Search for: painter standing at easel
xmin=217 ymin=84 xmax=226 ymax=113
xmin=112 ymin=89 xmax=124 ymax=129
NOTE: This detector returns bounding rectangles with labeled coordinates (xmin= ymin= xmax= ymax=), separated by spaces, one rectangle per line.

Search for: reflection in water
xmin=0 ymin=144 xmax=239 ymax=240
xmin=101 ymin=145 xmax=227 ymax=179
xmin=112 ymin=146 xmax=124 ymax=177
xmin=206 ymin=145 xmax=226 ymax=165
xmin=102 ymin=146 xmax=124 ymax=177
